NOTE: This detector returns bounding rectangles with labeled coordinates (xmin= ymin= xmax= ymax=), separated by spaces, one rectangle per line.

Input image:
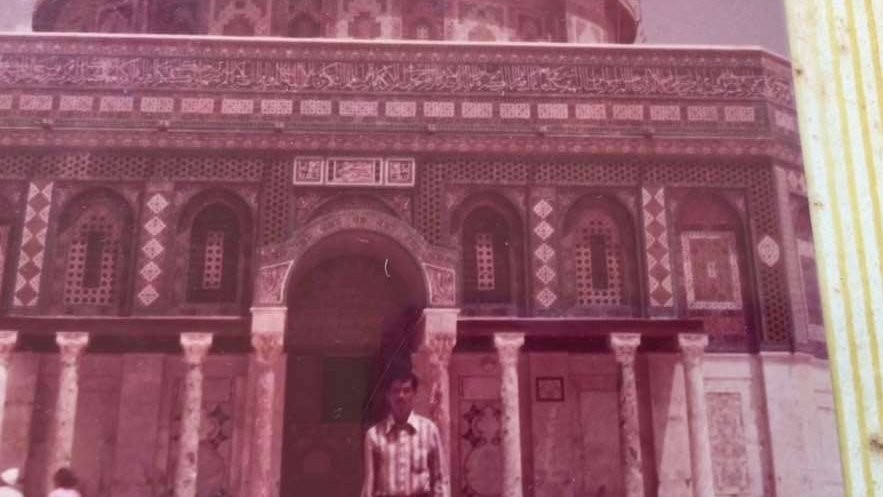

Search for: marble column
xmin=679 ymin=334 xmax=714 ymax=497
xmin=494 ymin=332 xmax=525 ymax=497
xmin=609 ymin=333 xmax=645 ymax=497
xmin=250 ymin=327 xmax=284 ymax=497
xmin=0 ymin=331 xmax=18 ymax=444
xmin=48 ymin=332 xmax=89 ymax=479
xmin=418 ymin=308 xmax=459 ymax=497
xmin=174 ymin=333 xmax=213 ymax=497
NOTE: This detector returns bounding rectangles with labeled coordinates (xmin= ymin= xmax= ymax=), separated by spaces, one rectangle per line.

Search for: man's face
xmin=386 ymin=378 xmax=416 ymax=420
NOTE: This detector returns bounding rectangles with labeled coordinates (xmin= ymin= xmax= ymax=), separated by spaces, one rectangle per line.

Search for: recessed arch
xmin=54 ymin=187 xmax=135 ymax=314
xmin=672 ymin=190 xmax=757 ymax=344
xmin=254 ymin=209 xmax=457 ymax=309
xmin=450 ymin=190 xmax=525 ymax=313
xmin=560 ymin=193 xmax=640 ymax=316
xmin=176 ymin=188 xmax=254 ymax=311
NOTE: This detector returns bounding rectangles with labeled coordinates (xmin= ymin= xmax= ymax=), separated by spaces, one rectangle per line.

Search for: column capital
xmin=0 ymin=331 xmax=18 ymax=364
xmin=251 ymin=329 xmax=284 ymax=365
xmin=250 ymin=306 xmax=287 ymax=334
xmin=494 ymin=332 xmax=525 ymax=366
xmin=609 ymin=333 xmax=641 ymax=365
xmin=678 ymin=333 xmax=709 ymax=361
xmin=180 ymin=333 xmax=213 ymax=366
xmin=56 ymin=332 xmax=89 ymax=365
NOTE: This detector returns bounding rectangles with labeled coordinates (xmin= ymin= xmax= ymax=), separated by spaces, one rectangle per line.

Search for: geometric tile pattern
xmin=757 ymin=235 xmax=781 ymax=268
xmin=681 ymin=231 xmax=743 ymax=311
xmin=12 ymin=180 xmax=54 ymax=307
xmin=642 ymin=187 xmax=674 ymax=308
xmin=531 ymin=196 xmax=557 ymax=309
xmin=135 ymin=188 xmax=172 ymax=307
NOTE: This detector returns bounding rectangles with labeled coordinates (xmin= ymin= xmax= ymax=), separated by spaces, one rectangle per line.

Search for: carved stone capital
xmin=494 ymin=332 xmax=525 ymax=368
xmin=250 ymin=306 xmax=287 ymax=334
xmin=609 ymin=333 xmax=641 ymax=366
xmin=0 ymin=331 xmax=18 ymax=366
xmin=251 ymin=330 xmax=284 ymax=365
xmin=56 ymin=332 xmax=89 ymax=366
xmin=678 ymin=333 xmax=709 ymax=365
xmin=180 ymin=333 xmax=213 ymax=366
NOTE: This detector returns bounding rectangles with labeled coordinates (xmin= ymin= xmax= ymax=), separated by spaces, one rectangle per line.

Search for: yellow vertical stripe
xmin=786 ymin=0 xmax=883 ymax=495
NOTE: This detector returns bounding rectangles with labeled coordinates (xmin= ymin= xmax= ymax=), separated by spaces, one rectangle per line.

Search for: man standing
xmin=361 ymin=370 xmax=445 ymax=497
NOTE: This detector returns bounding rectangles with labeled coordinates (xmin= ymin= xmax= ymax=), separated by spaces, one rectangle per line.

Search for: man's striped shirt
xmin=362 ymin=412 xmax=444 ymax=497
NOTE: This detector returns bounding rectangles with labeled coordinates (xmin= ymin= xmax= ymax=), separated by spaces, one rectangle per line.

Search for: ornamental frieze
xmin=0 ymin=36 xmax=793 ymax=107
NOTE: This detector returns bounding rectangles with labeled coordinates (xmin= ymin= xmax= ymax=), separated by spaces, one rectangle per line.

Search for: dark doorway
xmin=281 ymin=252 xmax=424 ymax=497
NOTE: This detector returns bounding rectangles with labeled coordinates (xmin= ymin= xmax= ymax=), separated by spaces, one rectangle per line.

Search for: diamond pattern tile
xmin=534 ymin=244 xmax=554 ymax=264
xmin=13 ymin=180 xmax=54 ymax=307
xmin=141 ymin=238 xmax=164 ymax=259
xmin=138 ymin=285 xmax=159 ymax=306
xmin=536 ymin=288 xmax=558 ymax=309
xmin=534 ymin=221 xmax=554 ymax=241
xmin=642 ymin=186 xmax=673 ymax=308
xmin=536 ymin=265 xmax=556 ymax=285
xmin=136 ymin=188 xmax=174 ymax=307
xmin=146 ymin=193 xmax=169 ymax=214
xmin=533 ymin=199 xmax=553 ymax=219
xmin=145 ymin=217 xmax=167 ymax=237
xmin=140 ymin=261 xmax=161 ymax=282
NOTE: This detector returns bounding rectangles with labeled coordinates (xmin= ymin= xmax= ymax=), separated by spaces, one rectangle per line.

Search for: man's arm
xmin=361 ymin=430 xmax=375 ymax=497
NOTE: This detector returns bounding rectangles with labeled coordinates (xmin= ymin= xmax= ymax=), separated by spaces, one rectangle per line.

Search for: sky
xmin=0 ymin=0 xmax=791 ymax=57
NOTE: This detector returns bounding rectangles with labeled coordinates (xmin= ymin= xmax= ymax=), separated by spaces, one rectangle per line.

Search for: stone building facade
xmin=0 ymin=1 xmax=842 ymax=497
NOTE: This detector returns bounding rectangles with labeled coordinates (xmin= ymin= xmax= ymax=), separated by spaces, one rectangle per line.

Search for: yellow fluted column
xmin=784 ymin=1 xmax=883 ymax=495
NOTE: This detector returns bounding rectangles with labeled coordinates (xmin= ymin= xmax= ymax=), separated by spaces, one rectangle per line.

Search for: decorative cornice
xmin=0 ymin=130 xmax=804 ymax=167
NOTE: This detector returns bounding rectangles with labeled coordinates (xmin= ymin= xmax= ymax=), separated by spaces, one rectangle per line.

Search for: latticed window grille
xmin=201 ymin=231 xmax=225 ymax=290
xmin=63 ymin=205 xmax=123 ymax=306
xmin=574 ymin=211 xmax=623 ymax=306
xmin=462 ymin=207 xmax=511 ymax=304
xmin=187 ymin=203 xmax=240 ymax=303
xmin=474 ymin=233 xmax=496 ymax=291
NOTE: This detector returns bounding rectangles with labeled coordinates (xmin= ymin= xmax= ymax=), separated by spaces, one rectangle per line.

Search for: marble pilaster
xmin=249 ymin=309 xmax=285 ymax=497
xmin=418 ymin=308 xmax=459 ymax=497
xmin=48 ymin=331 xmax=89 ymax=480
xmin=174 ymin=333 xmax=213 ymax=497
xmin=679 ymin=334 xmax=714 ymax=497
xmin=609 ymin=333 xmax=645 ymax=497
xmin=494 ymin=332 xmax=525 ymax=497
xmin=0 ymin=331 xmax=18 ymax=444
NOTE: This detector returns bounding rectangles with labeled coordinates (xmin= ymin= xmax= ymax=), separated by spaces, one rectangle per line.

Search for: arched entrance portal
xmin=280 ymin=230 xmax=427 ymax=497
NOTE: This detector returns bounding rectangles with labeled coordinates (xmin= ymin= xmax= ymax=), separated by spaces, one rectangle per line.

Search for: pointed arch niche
xmin=175 ymin=189 xmax=254 ymax=314
xmin=450 ymin=192 xmax=525 ymax=315
xmin=560 ymin=193 xmax=640 ymax=316
xmin=53 ymin=188 xmax=135 ymax=315
xmin=672 ymin=191 xmax=757 ymax=348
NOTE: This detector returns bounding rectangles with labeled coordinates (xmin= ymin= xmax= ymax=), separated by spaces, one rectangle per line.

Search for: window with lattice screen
xmin=462 ymin=207 xmax=511 ymax=304
xmin=187 ymin=203 xmax=240 ymax=303
xmin=574 ymin=210 xmax=624 ymax=306
xmin=63 ymin=204 xmax=124 ymax=306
